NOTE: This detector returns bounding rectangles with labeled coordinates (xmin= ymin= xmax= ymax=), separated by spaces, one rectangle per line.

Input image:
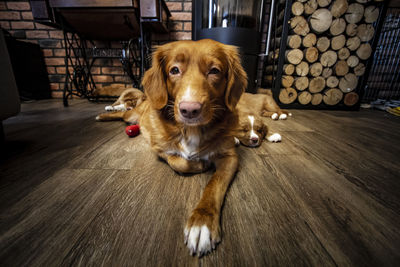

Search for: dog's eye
xmin=208 ymin=67 xmax=220 ymax=75
xmin=170 ymin=67 xmax=180 ymax=75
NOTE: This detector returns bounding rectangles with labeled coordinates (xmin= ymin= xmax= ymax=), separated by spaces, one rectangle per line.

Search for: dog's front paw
xmin=184 ymin=208 xmax=221 ymax=257
xmin=267 ymin=133 xmax=282 ymax=143
xmin=279 ymin=113 xmax=287 ymax=120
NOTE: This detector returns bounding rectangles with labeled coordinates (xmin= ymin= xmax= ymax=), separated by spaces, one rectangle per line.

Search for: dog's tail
xmin=95 ymin=111 xmax=125 ymax=121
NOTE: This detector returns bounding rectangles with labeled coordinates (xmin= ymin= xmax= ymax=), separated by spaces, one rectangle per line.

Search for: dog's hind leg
xmin=95 ymin=111 xmax=125 ymax=121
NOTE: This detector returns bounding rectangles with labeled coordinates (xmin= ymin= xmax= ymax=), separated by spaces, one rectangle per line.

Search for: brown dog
xmin=233 ymin=113 xmax=281 ymax=147
xmin=125 ymin=39 xmax=247 ymax=256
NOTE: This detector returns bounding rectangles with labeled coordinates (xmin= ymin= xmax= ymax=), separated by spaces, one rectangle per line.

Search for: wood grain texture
xmin=1 ymin=100 xmax=400 ymax=266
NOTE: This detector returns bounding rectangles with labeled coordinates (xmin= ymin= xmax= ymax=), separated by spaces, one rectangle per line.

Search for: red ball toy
xmin=125 ymin=124 xmax=140 ymax=137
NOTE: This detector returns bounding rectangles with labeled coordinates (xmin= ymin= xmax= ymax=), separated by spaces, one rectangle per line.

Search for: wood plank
xmin=0 ymin=169 xmax=130 ymax=265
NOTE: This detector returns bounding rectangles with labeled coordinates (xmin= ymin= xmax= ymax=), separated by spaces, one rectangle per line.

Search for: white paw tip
xmin=268 ymin=133 xmax=282 ymax=143
xmin=234 ymin=137 xmax=240 ymax=146
xmin=105 ymin=106 xmax=113 ymax=111
xmin=271 ymin=113 xmax=278 ymax=120
xmin=197 ymin=225 xmax=212 ymax=256
xmin=95 ymin=115 xmax=100 ymax=121
xmin=187 ymin=226 xmax=200 ymax=255
xmin=279 ymin=114 xmax=287 ymax=120
xmin=185 ymin=225 xmax=212 ymax=257
xmin=289 ymin=113 xmax=292 ymax=116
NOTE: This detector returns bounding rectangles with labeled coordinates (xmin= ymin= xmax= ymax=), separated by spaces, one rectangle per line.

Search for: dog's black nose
xmin=179 ymin=101 xmax=202 ymax=119
xmin=251 ymin=137 xmax=259 ymax=144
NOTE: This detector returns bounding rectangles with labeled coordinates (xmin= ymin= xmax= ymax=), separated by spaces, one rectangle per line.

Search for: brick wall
xmin=0 ymin=0 xmax=192 ymax=98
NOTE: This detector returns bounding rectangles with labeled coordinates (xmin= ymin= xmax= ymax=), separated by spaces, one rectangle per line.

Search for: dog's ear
xmin=142 ymin=46 xmax=168 ymax=109
xmin=262 ymin=123 xmax=269 ymax=139
xmin=224 ymin=45 xmax=248 ymax=111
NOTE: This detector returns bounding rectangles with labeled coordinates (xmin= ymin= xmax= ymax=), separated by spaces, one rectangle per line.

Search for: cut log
xmin=292 ymin=2 xmax=305 ymax=16
xmin=346 ymin=23 xmax=358 ymax=36
xmin=331 ymin=34 xmax=346 ymax=50
xmin=311 ymin=93 xmax=323 ymax=105
xmin=354 ymin=63 xmax=366 ymax=76
xmin=257 ymin=88 xmax=272 ymax=94
xmin=356 ymin=43 xmax=372 ymax=60
xmin=357 ymin=24 xmax=375 ymax=42
xmin=295 ymin=76 xmax=309 ymax=91
xmin=283 ymin=64 xmax=295 ymax=75
xmin=364 ymin=5 xmax=379 ymax=23
xmin=309 ymin=9 xmax=333 ymax=33
xmin=264 ymin=75 xmax=273 ymax=86
xmin=339 ymin=73 xmax=358 ymax=92
xmin=346 ymin=36 xmax=361 ymax=51
xmin=321 ymin=50 xmax=338 ymax=67
xmin=303 ymin=33 xmax=317 ymax=47
xmin=345 ymin=3 xmax=364 ymax=24
xmin=334 ymin=60 xmax=349 ymax=76
xmin=355 ymin=0 xmax=370 ymax=3
xmin=310 ymin=62 xmax=323 ymax=77
xmin=304 ymin=47 xmax=319 ymax=63
xmin=317 ymin=0 xmax=332 ymax=8
xmin=347 ymin=55 xmax=359 ymax=67
xmin=296 ymin=61 xmax=310 ymax=76
xmin=317 ymin=36 xmax=330 ymax=52
xmin=297 ymin=0 xmax=308 ymax=2
xmin=265 ymin=65 xmax=278 ymax=74
xmin=322 ymin=67 xmax=333 ymax=78
xmin=286 ymin=49 xmax=304 ymax=65
xmin=323 ymin=88 xmax=343 ymax=105
xmin=279 ymin=87 xmax=298 ymax=104
xmin=287 ymin=35 xmax=302 ymax=49
xmin=271 ymin=37 xmax=282 ymax=47
xmin=327 ymin=76 xmax=340 ymax=88
xmin=331 ymin=0 xmax=348 ymax=18
xmin=276 ymin=25 xmax=283 ymax=35
xmin=305 ymin=0 xmax=318 ymax=15
xmin=282 ymin=75 xmax=295 ymax=88
xmin=330 ymin=18 xmax=346 ymax=36
xmin=290 ymin=16 xmax=310 ymax=36
xmin=268 ymin=49 xmax=280 ymax=61
xmin=309 ymin=76 xmax=326 ymax=93
xmin=298 ymin=91 xmax=312 ymax=105
xmin=338 ymin=47 xmax=350 ymax=60
xmin=344 ymin=92 xmax=359 ymax=106
xmin=278 ymin=9 xmax=285 ymax=22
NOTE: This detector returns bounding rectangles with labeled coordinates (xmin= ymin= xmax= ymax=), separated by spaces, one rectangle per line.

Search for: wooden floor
xmin=1 ymin=99 xmax=399 ymax=266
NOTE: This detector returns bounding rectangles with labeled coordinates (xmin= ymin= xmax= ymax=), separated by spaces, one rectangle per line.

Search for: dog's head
xmin=142 ymin=39 xmax=247 ymax=126
xmin=121 ymin=89 xmax=146 ymax=110
xmin=235 ymin=114 xmax=268 ymax=147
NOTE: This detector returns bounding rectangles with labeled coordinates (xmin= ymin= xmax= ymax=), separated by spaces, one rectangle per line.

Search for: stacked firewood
xmin=271 ymin=0 xmax=383 ymax=106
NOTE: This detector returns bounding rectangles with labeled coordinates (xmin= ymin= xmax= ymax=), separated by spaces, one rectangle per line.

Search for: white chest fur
xmin=179 ymin=134 xmax=200 ymax=160
xmin=165 ymin=129 xmax=215 ymax=161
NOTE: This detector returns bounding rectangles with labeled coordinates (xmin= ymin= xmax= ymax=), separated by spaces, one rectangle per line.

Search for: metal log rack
xmin=262 ymin=0 xmax=389 ymax=110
